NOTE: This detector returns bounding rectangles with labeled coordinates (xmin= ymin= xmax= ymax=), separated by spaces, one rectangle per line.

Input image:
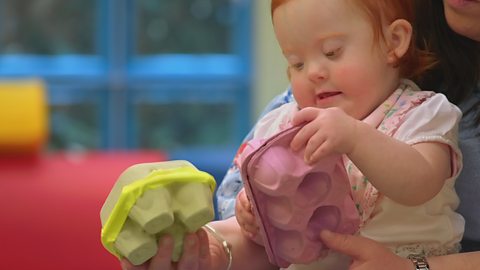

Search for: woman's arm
xmin=209 ymin=217 xmax=278 ymax=270
xmin=320 ymin=230 xmax=480 ymax=270
xmin=428 ymin=252 xmax=480 ymax=270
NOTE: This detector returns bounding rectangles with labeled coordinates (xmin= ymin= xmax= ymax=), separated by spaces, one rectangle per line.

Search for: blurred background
xmin=0 ymin=0 xmax=288 ymax=269
xmin=0 ymin=0 xmax=288 ymax=166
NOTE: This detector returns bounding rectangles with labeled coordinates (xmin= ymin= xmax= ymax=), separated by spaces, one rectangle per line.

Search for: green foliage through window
xmin=136 ymin=0 xmax=232 ymax=54
xmin=0 ymin=0 xmax=95 ymax=54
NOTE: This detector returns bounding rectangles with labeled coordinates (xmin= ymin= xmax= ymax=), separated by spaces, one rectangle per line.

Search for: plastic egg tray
xmin=239 ymin=125 xmax=360 ymax=267
xmin=100 ymin=161 xmax=216 ymax=265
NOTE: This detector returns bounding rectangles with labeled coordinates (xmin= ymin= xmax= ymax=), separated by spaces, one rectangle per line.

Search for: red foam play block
xmin=0 ymin=151 xmax=167 ymax=270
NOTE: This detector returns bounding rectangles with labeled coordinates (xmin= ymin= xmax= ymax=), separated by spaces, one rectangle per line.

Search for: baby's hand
xmin=290 ymin=107 xmax=358 ymax=164
xmin=235 ymin=189 xmax=262 ymax=244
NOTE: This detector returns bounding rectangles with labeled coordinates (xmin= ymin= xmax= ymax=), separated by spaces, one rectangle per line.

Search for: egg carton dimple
xmin=100 ymin=161 xmax=216 ymax=265
xmin=239 ymin=125 xmax=360 ymax=268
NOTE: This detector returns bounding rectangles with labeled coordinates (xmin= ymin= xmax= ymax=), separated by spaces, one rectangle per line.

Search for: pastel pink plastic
xmin=239 ymin=125 xmax=360 ymax=268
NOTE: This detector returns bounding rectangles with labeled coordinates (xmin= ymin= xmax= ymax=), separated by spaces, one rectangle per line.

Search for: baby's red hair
xmin=271 ymin=0 xmax=436 ymax=81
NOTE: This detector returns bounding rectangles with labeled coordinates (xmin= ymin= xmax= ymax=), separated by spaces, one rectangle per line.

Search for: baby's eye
xmin=324 ymin=47 xmax=342 ymax=58
xmin=291 ymin=63 xmax=304 ymax=71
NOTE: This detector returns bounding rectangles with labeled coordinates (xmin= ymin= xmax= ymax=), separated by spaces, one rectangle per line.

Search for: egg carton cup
xmin=100 ymin=160 xmax=216 ymax=265
xmin=239 ymin=125 xmax=360 ymax=268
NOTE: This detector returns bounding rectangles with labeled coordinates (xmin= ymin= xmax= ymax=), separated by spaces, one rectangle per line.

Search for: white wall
xmin=252 ymin=1 xmax=290 ymax=119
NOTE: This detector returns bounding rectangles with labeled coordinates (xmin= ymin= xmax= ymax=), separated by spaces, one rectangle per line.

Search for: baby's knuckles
xmin=316 ymin=107 xmax=358 ymax=153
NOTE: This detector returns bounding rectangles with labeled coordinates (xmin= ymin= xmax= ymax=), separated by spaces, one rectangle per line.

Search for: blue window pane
xmin=0 ymin=0 xmax=96 ymax=55
xmin=134 ymin=102 xmax=234 ymax=149
xmin=0 ymin=0 xmax=251 ymax=152
xmin=49 ymin=103 xmax=101 ymax=150
xmin=135 ymin=0 xmax=233 ymax=54
xmin=47 ymin=86 xmax=106 ymax=150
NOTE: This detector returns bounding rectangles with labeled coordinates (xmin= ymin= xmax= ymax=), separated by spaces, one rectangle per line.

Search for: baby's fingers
xmin=304 ymin=135 xmax=330 ymax=164
xmin=290 ymin=123 xmax=317 ymax=152
xmin=240 ymin=215 xmax=259 ymax=237
xmin=291 ymin=107 xmax=318 ymax=126
xmin=237 ymin=189 xmax=251 ymax=209
xmin=235 ymin=189 xmax=259 ymax=237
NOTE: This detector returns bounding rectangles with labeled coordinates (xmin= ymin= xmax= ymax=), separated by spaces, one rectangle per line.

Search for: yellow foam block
xmin=0 ymin=79 xmax=48 ymax=153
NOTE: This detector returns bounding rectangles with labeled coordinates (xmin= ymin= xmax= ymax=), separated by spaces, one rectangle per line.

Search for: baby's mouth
xmin=316 ymin=91 xmax=341 ymax=100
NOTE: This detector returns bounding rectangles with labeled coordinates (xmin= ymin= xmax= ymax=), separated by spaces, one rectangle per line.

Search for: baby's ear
xmin=386 ymin=19 xmax=412 ymax=65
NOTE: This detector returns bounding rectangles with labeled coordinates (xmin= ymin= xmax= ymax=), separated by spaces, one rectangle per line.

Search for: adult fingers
xmin=197 ymin=229 xmax=212 ymax=270
xmin=320 ymin=230 xmax=376 ymax=260
xmin=120 ymin=259 xmax=146 ymax=270
xmin=147 ymin=234 xmax=175 ymax=270
xmin=176 ymin=233 xmax=200 ymax=270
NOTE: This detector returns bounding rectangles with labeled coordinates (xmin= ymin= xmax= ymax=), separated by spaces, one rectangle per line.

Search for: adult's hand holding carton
xmin=100 ymin=160 xmax=216 ymax=265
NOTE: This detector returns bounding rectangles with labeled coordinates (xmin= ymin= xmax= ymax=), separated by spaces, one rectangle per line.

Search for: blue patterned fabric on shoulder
xmin=216 ymin=86 xmax=294 ymax=219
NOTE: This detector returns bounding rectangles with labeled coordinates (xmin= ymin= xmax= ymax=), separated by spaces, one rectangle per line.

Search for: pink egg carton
xmin=238 ymin=125 xmax=360 ymax=268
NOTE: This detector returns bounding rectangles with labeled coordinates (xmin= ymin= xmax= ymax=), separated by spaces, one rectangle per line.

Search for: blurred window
xmin=136 ymin=0 xmax=231 ymax=54
xmin=0 ymin=0 xmax=95 ymax=54
xmin=0 ymin=0 xmax=252 ymax=154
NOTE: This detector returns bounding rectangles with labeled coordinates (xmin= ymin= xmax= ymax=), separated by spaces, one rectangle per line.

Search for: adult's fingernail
xmin=160 ymin=235 xmax=173 ymax=246
xmin=187 ymin=234 xmax=197 ymax=247
xmin=320 ymin=230 xmax=333 ymax=239
xmin=200 ymin=243 xmax=209 ymax=257
xmin=119 ymin=260 xmax=128 ymax=270
xmin=199 ymin=231 xmax=209 ymax=257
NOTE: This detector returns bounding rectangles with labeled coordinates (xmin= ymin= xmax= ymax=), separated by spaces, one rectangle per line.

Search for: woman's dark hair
xmin=414 ymin=0 xmax=480 ymax=124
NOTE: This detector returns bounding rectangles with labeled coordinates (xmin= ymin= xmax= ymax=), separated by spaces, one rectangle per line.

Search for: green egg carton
xmin=100 ymin=160 xmax=216 ymax=265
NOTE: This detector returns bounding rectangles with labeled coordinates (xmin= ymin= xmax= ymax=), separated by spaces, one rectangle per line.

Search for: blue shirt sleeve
xmin=216 ymin=86 xmax=294 ymax=219
xmin=457 ymin=88 xmax=480 ymax=245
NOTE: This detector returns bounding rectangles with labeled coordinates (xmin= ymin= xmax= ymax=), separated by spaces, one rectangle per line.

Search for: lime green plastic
xmin=100 ymin=161 xmax=216 ymax=262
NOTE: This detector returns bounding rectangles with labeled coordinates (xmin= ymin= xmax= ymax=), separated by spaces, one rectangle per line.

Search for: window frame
xmin=0 ymin=0 xmax=252 ymax=158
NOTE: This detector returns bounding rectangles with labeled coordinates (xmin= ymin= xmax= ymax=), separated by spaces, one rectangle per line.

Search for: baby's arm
xmin=291 ymin=107 xmax=452 ymax=206
xmin=346 ymin=120 xmax=451 ymax=206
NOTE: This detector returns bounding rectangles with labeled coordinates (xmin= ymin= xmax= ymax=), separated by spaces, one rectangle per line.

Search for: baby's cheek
xmin=335 ymin=65 xmax=370 ymax=90
xmin=291 ymin=79 xmax=312 ymax=107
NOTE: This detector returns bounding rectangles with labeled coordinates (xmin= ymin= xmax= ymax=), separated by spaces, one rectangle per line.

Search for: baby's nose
xmin=307 ymin=62 xmax=327 ymax=83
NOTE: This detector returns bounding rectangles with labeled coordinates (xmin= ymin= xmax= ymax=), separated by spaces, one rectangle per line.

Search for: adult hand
xmin=320 ymin=230 xmax=413 ymax=270
xmin=120 ymin=228 xmax=228 ymax=270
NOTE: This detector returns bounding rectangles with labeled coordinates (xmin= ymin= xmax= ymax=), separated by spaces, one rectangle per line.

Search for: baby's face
xmin=273 ymin=0 xmax=401 ymax=120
